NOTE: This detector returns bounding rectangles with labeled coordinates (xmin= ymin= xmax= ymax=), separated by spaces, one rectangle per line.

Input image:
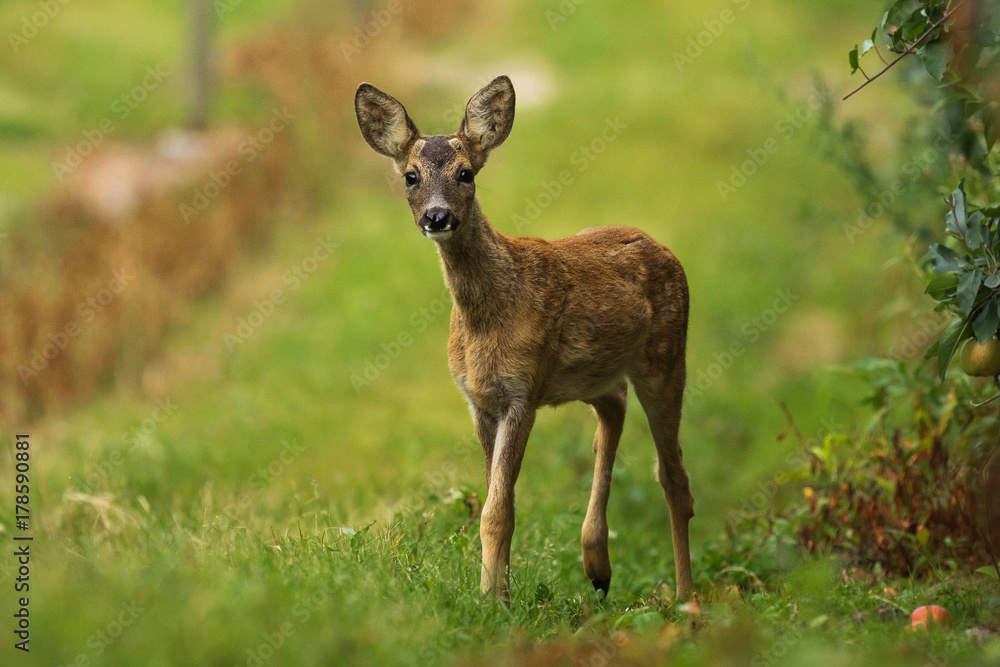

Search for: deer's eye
xmin=458 ymin=169 xmax=474 ymax=184
xmin=404 ymin=171 xmax=418 ymax=186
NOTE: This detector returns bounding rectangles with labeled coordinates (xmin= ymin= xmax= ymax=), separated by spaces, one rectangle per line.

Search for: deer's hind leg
xmin=582 ymin=381 xmax=628 ymax=595
xmin=631 ymin=359 xmax=695 ymax=601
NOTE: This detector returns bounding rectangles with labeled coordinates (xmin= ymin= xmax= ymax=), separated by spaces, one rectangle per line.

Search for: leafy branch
xmin=844 ymin=0 xmax=966 ymax=100
xmin=838 ymin=0 xmax=1000 ymax=380
xmin=925 ymin=182 xmax=1000 ymax=377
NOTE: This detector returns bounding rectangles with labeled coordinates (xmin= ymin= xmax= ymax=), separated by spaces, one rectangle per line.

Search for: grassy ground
xmin=3 ymin=0 xmax=999 ymax=664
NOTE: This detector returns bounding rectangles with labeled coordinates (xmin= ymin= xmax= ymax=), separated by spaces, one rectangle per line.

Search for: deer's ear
xmin=459 ymin=75 xmax=515 ymax=165
xmin=355 ymin=83 xmax=421 ymax=161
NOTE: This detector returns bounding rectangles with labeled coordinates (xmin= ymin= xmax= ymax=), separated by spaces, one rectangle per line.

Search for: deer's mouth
xmin=418 ymin=207 xmax=457 ymax=241
xmin=422 ymin=228 xmax=454 ymax=241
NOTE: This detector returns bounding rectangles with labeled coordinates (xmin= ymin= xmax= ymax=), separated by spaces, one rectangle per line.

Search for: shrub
xmin=739 ymin=360 xmax=999 ymax=579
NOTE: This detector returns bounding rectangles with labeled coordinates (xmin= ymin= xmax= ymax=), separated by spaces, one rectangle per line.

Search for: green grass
xmin=3 ymin=0 xmax=1000 ymax=664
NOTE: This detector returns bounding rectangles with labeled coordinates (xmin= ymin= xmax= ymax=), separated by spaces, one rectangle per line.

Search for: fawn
xmin=355 ymin=76 xmax=694 ymax=600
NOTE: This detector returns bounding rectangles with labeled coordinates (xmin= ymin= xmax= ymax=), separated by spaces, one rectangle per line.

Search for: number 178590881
xmin=15 ymin=435 xmax=29 ymax=530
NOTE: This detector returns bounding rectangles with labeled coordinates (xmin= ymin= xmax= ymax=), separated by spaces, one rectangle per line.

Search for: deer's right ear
xmin=355 ymin=83 xmax=420 ymax=161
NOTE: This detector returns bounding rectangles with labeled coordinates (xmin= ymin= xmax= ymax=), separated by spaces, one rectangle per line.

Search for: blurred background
xmin=1 ymin=0 xmax=991 ymax=664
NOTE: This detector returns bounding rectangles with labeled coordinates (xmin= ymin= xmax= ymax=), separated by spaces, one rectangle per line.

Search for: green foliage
xmin=738 ymin=359 xmax=998 ymax=578
xmin=926 ymin=182 xmax=1000 ymax=376
xmin=841 ymin=0 xmax=1000 ymax=375
xmin=828 ymin=0 xmax=1000 ymax=245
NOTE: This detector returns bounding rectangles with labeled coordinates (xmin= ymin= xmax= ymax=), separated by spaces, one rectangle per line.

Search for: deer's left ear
xmin=459 ymin=75 xmax=515 ymax=168
xmin=355 ymin=83 xmax=421 ymax=161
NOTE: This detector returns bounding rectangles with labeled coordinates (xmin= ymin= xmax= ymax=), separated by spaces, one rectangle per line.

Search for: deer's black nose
xmin=420 ymin=207 xmax=455 ymax=232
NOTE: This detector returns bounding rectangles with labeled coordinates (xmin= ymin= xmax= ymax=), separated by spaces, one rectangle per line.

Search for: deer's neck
xmin=436 ymin=203 xmax=519 ymax=327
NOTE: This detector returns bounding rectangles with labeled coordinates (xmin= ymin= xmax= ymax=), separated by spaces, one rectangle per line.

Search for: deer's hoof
xmin=591 ymin=578 xmax=611 ymax=596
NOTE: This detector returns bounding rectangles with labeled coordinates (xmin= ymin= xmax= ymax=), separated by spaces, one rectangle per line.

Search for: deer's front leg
xmin=471 ymin=407 xmax=498 ymax=492
xmin=480 ymin=407 xmax=535 ymax=598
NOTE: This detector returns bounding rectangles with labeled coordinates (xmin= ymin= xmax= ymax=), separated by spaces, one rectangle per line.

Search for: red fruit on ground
xmin=910 ymin=605 xmax=951 ymax=630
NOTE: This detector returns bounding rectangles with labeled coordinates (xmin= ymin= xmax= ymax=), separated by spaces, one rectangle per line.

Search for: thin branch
xmin=946 ymin=194 xmax=964 ymax=241
xmin=873 ymin=43 xmax=890 ymax=66
xmin=843 ymin=1 xmax=966 ymax=101
xmin=859 ymin=63 xmax=871 ymax=81
xmin=888 ymin=38 xmax=918 ymax=55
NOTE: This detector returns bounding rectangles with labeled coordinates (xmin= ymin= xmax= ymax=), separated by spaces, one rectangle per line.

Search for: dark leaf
xmin=986 ymin=272 xmax=1000 ymax=289
xmin=965 ymin=100 xmax=987 ymax=117
xmin=966 ymin=211 xmax=986 ymax=250
xmin=925 ymin=272 xmax=959 ymax=300
xmin=890 ymin=28 xmax=904 ymax=50
xmin=885 ymin=0 xmax=915 ymax=25
xmin=972 ymin=297 xmax=1000 ymax=343
xmin=902 ymin=11 xmax=932 ymax=43
xmin=937 ymin=318 xmax=967 ymax=380
xmin=849 ymin=46 xmax=860 ymax=73
xmin=950 ymin=183 xmax=967 ymax=235
xmin=957 ymin=270 xmax=983 ymax=316
xmin=978 ymin=45 xmax=1000 ymax=69
xmin=928 ymin=244 xmax=963 ymax=273
xmin=921 ymin=42 xmax=949 ymax=81
xmin=953 ymin=84 xmax=983 ymax=103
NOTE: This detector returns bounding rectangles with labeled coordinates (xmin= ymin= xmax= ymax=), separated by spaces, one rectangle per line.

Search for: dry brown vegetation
xmin=0 ymin=130 xmax=290 ymax=422
xmin=0 ymin=0 xmax=474 ymax=424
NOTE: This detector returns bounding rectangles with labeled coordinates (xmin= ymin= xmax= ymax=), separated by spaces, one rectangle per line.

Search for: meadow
xmin=1 ymin=0 xmax=998 ymax=664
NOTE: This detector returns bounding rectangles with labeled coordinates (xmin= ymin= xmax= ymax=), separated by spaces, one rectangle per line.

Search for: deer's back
xmin=447 ymin=225 xmax=687 ymax=410
xmin=541 ymin=226 xmax=688 ymax=404
xmin=549 ymin=226 xmax=687 ymax=321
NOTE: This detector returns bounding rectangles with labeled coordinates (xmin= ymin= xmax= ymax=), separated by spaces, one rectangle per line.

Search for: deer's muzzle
xmin=419 ymin=207 xmax=457 ymax=240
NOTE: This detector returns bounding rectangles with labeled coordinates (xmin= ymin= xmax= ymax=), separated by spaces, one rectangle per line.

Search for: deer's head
xmin=355 ymin=76 xmax=515 ymax=242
